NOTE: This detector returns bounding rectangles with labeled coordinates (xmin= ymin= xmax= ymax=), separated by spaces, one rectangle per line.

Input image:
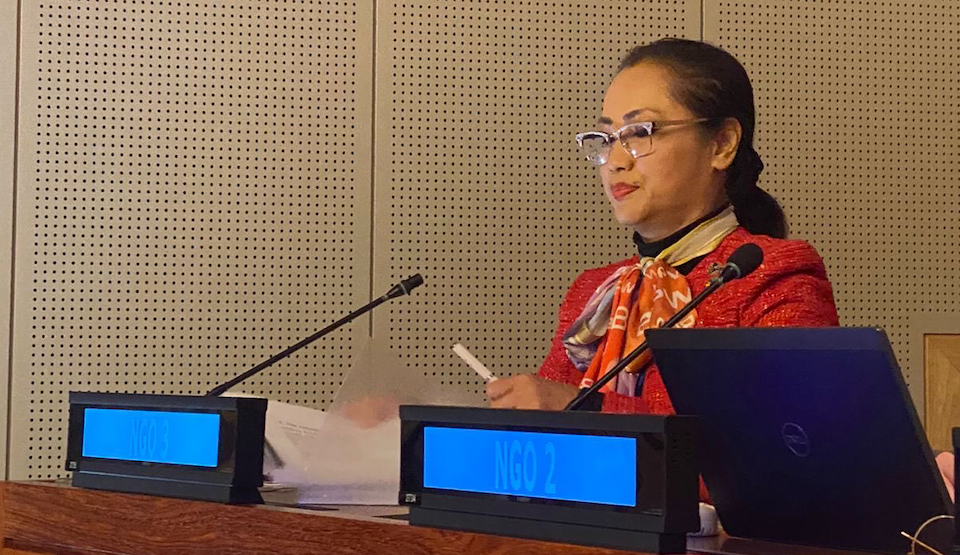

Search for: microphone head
xmin=385 ymin=273 xmax=425 ymax=299
xmin=401 ymin=273 xmax=424 ymax=293
xmin=722 ymin=243 xmax=764 ymax=282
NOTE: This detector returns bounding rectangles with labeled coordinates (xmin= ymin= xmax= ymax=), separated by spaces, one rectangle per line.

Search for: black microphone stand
xmin=206 ymin=275 xmax=423 ymax=397
xmin=563 ymin=276 xmax=727 ymax=411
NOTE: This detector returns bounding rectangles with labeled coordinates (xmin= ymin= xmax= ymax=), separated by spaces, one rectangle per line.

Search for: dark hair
xmin=618 ymin=38 xmax=787 ymax=238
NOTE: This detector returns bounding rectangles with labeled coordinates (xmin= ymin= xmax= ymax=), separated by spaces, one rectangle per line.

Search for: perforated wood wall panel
xmin=706 ymin=0 xmax=960 ymax=410
xmin=372 ymin=0 xmax=700 ymax=400
xmin=10 ymin=0 xmax=373 ymax=479
xmin=10 ymin=0 xmax=954 ymax=481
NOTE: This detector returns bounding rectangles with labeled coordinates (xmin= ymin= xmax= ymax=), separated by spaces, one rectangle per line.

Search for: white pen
xmin=452 ymin=343 xmax=498 ymax=382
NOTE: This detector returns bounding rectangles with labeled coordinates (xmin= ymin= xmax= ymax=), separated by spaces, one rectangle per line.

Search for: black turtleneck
xmin=631 ymin=204 xmax=730 ymax=275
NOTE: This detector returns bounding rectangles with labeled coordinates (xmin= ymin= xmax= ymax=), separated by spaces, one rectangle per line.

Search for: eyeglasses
xmin=901 ymin=514 xmax=954 ymax=555
xmin=575 ymin=118 xmax=712 ymax=166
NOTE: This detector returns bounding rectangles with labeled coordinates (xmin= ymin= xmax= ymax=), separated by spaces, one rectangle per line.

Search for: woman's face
xmin=597 ymin=62 xmax=735 ymax=241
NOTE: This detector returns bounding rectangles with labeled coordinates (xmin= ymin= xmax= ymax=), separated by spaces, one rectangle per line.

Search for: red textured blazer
xmin=538 ymin=227 xmax=840 ymax=415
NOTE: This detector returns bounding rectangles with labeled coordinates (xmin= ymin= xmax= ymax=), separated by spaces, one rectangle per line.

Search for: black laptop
xmin=645 ymin=327 xmax=953 ymax=554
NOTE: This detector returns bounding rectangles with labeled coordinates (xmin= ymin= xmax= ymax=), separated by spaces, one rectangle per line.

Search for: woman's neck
xmin=633 ymin=188 xmax=730 ymax=242
xmin=632 ymin=203 xmax=731 ymax=258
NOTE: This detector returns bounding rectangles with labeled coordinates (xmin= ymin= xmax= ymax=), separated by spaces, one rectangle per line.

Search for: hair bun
xmin=745 ymin=146 xmax=765 ymax=185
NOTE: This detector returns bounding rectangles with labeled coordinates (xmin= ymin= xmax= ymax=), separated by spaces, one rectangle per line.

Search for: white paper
xmin=226 ymin=333 xmax=485 ymax=506
xmin=277 ymin=413 xmax=401 ymax=505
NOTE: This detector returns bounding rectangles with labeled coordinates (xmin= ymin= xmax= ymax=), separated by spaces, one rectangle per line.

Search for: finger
xmin=488 ymin=391 xmax=516 ymax=409
xmin=943 ymin=468 xmax=956 ymax=502
xmin=486 ymin=379 xmax=514 ymax=401
xmin=936 ymin=452 xmax=954 ymax=481
xmin=936 ymin=453 xmax=955 ymax=500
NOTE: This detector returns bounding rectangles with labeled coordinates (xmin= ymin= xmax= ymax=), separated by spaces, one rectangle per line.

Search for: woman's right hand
xmin=486 ymin=374 xmax=579 ymax=410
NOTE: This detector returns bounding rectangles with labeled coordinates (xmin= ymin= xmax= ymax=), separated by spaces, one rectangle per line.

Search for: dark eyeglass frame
xmin=575 ymin=117 xmax=712 ymax=165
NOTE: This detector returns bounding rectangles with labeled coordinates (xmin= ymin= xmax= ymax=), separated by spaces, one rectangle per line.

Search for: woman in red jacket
xmin=488 ymin=38 xmax=839 ymax=413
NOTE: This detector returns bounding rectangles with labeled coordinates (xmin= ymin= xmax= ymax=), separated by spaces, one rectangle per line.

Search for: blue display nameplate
xmin=82 ymin=408 xmax=221 ymax=468
xmin=400 ymin=405 xmax=700 ymax=554
xmin=423 ymin=426 xmax=637 ymax=507
xmin=67 ymin=392 xmax=267 ymax=504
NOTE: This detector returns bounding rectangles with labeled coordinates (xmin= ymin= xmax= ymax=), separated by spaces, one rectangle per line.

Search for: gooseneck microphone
xmin=563 ymin=244 xmax=763 ymax=411
xmin=206 ymin=274 xmax=424 ymax=397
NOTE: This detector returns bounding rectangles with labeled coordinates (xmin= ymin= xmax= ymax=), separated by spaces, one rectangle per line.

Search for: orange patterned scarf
xmin=563 ymin=207 xmax=739 ymax=396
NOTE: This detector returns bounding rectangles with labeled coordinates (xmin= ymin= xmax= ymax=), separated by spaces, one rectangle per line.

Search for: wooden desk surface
xmin=0 ymin=481 xmax=672 ymax=555
xmin=0 ymin=481 xmax=871 ymax=555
